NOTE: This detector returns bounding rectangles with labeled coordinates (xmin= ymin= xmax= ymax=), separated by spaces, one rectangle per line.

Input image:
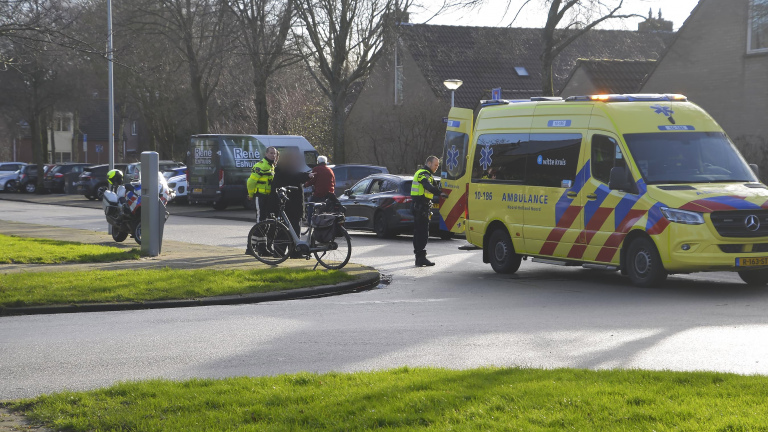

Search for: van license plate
xmin=737 ymin=257 xmax=768 ymax=267
xmin=193 ymin=188 xmax=202 ymax=193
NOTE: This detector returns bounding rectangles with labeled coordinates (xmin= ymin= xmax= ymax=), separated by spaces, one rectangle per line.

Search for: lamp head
xmin=443 ymin=79 xmax=463 ymax=90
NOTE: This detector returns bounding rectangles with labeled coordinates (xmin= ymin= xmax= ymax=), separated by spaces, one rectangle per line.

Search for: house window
xmin=55 ymin=152 xmax=72 ymax=163
xmin=131 ymin=120 xmax=138 ymax=135
xmin=55 ymin=116 xmax=71 ymax=132
xmin=749 ymin=0 xmax=768 ymax=53
xmin=394 ymin=40 xmax=403 ymax=105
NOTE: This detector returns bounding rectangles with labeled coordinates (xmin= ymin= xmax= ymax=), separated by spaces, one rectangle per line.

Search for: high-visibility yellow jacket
xmin=411 ymin=166 xmax=439 ymax=200
xmin=247 ymin=158 xmax=275 ymax=197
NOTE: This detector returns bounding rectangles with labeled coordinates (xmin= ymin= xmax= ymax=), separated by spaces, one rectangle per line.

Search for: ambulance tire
xmin=626 ymin=237 xmax=667 ymax=287
xmin=488 ymin=229 xmax=522 ymax=274
xmin=737 ymin=269 xmax=768 ymax=286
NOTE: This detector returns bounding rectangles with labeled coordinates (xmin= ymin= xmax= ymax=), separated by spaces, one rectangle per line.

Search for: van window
xmin=442 ymin=131 xmax=469 ymax=180
xmin=304 ymin=151 xmax=318 ymax=167
xmin=221 ymin=136 xmax=266 ymax=169
xmin=190 ymin=138 xmax=218 ymax=174
xmin=625 ymin=132 xmax=757 ymax=184
xmin=526 ymin=133 xmax=582 ymax=188
xmin=472 ymin=133 xmax=529 ymax=182
xmin=591 ymin=135 xmax=625 ymax=184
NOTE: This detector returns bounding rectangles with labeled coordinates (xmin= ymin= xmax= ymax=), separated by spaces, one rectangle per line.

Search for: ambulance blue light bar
xmin=565 ymin=94 xmax=688 ymax=102
xmin=480 ymin=96 xmax=564 ymax=107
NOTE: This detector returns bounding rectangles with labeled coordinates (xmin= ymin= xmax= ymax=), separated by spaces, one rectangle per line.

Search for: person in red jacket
xmin=305 ymin=155 xmax=335 ymax=200
xmin=305 ymin=155 xmax=336 ymax=221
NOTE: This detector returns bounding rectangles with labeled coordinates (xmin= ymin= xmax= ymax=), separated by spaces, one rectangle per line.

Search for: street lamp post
xmin=443 ymin=79 xmax=463 ymax=107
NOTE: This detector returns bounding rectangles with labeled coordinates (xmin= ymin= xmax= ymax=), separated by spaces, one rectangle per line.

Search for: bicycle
xmin=247 ymin=186 xmax=352 ymax=270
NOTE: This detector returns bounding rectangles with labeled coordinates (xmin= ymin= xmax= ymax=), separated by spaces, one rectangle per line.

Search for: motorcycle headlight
xmin=660 ymin=207 xmax=705 ymax=225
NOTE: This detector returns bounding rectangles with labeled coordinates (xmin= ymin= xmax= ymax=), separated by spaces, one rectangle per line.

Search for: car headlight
xmin=660 ymin=207 xmax=704 ymax=225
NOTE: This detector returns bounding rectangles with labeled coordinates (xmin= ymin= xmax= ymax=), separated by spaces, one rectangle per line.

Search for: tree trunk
xmin=330 ymin=88 xmax=348 ymax=164
xmin=253 ymin=72 xmax=269 ymax=135
xmin=49 ymin=117 xmax=56 ymax=163
xmin=30 ymin=115 xmax=45 ymax=192
xmin=190 ymin=73 xmax=209 ymax=134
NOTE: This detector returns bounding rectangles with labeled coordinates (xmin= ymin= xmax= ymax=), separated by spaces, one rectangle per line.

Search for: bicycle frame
xmin=272 ymin=188 xmax=336 ymax=256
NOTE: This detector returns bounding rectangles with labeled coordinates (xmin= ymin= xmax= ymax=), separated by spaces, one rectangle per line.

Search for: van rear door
xmin=439 ymin=107 xmax=473 ymax=234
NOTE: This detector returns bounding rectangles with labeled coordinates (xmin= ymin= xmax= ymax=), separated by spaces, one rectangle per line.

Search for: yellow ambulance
xmin=439 ymin=94 xmax=768 ymax=287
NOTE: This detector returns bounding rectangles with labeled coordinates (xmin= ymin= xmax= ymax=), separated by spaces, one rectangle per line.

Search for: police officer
xmin=411 ymin=155 xmax=441 ymax=267
xmin=247 ymin=146 xmax=279 ymax=221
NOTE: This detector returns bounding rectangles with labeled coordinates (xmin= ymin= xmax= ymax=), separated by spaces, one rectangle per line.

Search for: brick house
xmin=641 ymin=0 xmax=768 ymax=167
xmin=345 ymin=22 xmax=673 ymax=173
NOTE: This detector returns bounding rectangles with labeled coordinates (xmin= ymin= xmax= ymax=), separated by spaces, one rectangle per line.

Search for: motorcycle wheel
xmin=112 ymin=229 xmax=128 ymax=242
xmin=133 ymin=222 xmax=142 ymax=245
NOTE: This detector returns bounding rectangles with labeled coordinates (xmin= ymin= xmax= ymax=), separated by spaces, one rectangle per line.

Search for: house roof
xmin=398 ymin=24 xmax=674 ymax=107
xmin=566 ymin=59 xmax=658 ymax=94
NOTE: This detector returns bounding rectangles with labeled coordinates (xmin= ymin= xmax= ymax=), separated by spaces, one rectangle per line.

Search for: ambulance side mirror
xmin=608 ymin=166 xmax=637 ymax=194
xmin=749 ymin=163 xmax=760 ymax=179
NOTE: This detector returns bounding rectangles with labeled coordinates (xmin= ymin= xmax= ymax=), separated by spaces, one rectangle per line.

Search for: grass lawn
xmin=0 ymin=234 xmax=140 ymax=264
xmin=7 ymin=367 xmax=768 ymax=431
xmin=0 ymin=267 xmax=353 ymax=307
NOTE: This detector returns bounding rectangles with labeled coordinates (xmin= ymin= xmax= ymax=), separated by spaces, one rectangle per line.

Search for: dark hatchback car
xmin=77 ymin=163 xmax=128 ymax=200
xmin=339 ymin=174 xmax=451 ymax=239
xmin=43 ymin=163 xmax=90 ymax=193
xmin=329 ymin=164 xmax=388 ymax=196
xmin=18 ymin=164 xmax=53 ymax=193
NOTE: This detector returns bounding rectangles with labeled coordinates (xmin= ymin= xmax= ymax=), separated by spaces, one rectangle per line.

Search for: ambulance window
xmin=442 ymin=131 xmax=469 ymax=180
xmin=472 ymin=133 xmax=529 ymax=183
xmin=591 ymin=135 xmax=623 ymax=184
xmin=526 ymin=133 xmax=582 ymax=187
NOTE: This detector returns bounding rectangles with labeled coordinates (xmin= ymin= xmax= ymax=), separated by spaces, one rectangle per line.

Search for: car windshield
xmin=624 ymin=132 xmax=758 ymax=184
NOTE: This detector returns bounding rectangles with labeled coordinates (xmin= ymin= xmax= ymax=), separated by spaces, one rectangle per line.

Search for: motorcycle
xmin=102 ymin=174 xmax=174 ymax=245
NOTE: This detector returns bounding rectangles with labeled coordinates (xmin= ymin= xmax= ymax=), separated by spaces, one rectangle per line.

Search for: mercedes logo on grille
xmin=745 ymin=215 xmax=761 ymax=232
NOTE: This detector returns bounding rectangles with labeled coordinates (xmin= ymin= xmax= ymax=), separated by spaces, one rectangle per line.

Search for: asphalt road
xmin=2 ymin=198 xmax=768 ymax=400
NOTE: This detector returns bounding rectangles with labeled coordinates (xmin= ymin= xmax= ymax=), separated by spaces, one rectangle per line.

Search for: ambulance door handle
xmin=567 ymin=191 xmax=578 ymax=199
xmin=586 ymin=194 xmax=598 ymax=200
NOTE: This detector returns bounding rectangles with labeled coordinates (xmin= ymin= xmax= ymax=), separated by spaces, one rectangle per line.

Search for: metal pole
xmin=451 ymin=90 xmax=455 ymax=107
xmin=107 ymin=0 xmax=114 ymax=170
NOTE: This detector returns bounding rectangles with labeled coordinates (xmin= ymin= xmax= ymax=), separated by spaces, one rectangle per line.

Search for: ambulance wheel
xmin=488 ymin=229 xmax=521 ymax=274
xmin=626 ymin=237 xmax=667 ymax=287
xmin=737 ymin=269 xmax=768 ymax=286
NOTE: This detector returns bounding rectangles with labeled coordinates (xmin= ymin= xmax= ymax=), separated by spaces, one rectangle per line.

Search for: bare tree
xmin=226 ymin=0 xmax=297 ymax=134
xmin=127 ymin=0 xmax=232 ymax=134
xmin=294 ymin=0 xmax=409 ymax=163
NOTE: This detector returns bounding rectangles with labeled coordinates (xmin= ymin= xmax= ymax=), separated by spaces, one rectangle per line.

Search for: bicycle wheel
xmin=313 ymin=226 xmax=352 ymax=270
xmin=247 ymin=220 xmax=294 ymax=265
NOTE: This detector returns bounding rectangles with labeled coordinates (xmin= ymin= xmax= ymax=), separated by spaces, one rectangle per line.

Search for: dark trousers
xmin=412 ymin=200 xmax=430 ymax=257
xmin=255 ymin=194 xmax=274 ymax=222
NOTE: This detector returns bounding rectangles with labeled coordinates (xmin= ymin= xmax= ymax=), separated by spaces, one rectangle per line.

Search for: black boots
xmin=415 ymin=256 xmax=435 ymax=267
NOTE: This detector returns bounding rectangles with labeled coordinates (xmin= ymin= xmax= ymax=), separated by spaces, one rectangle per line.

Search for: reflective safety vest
xmin=411 ymin=168 xmax=435 ymax=200
xmin=247 ymin=158 xmax=274 ymax=196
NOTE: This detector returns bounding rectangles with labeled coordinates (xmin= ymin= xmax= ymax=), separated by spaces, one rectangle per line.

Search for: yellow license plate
xmin=737 ymin=257 xmax=768 ymax=267
xmin=193 ymin=188 xmax=203 ymax=193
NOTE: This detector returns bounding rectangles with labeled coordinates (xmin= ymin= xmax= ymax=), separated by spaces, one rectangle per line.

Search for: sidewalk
xmin=0 ymin=220 xmax=380 ymax=316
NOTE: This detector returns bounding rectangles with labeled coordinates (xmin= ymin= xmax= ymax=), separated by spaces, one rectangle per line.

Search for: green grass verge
xmin=0 ymin=234 xmax=140 ymax=264
xmin=0 ymin=267 xmax=352 ymax=307
xmin=7 ymin=367 xmax=768 ymax=431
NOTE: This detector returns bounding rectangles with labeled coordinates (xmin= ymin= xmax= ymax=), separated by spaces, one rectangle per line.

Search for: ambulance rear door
xmin=439 ymin=107 xmax=473 ymax=234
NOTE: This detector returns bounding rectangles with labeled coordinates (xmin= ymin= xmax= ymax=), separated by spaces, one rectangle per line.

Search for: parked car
xmin=43 ymin=163 xmax=90 ymax=193
xmin=77 ymin=163 xmax=128 ymax=200
xmin=18 ymin=164 xmax=53 ymax=193
xmin=339 ymin=173 xmax=451 ymax=239
xmin=163 ymin=167 xmax=188 ymax=202
xmin=329 ymin=164 xmax=389 ymax=197
xmin=0 ymin=162 xmax=25 ymax=192
xmin=125 ymin=160 xmax=186 ymax=183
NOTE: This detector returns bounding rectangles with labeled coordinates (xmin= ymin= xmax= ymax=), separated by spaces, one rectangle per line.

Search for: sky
xmin=411 ymin=0 xmax=700 ymax=31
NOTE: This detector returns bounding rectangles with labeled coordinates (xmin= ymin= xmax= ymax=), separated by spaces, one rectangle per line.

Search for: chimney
xmin=638 ymin=8 xmax=673 ymax=32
